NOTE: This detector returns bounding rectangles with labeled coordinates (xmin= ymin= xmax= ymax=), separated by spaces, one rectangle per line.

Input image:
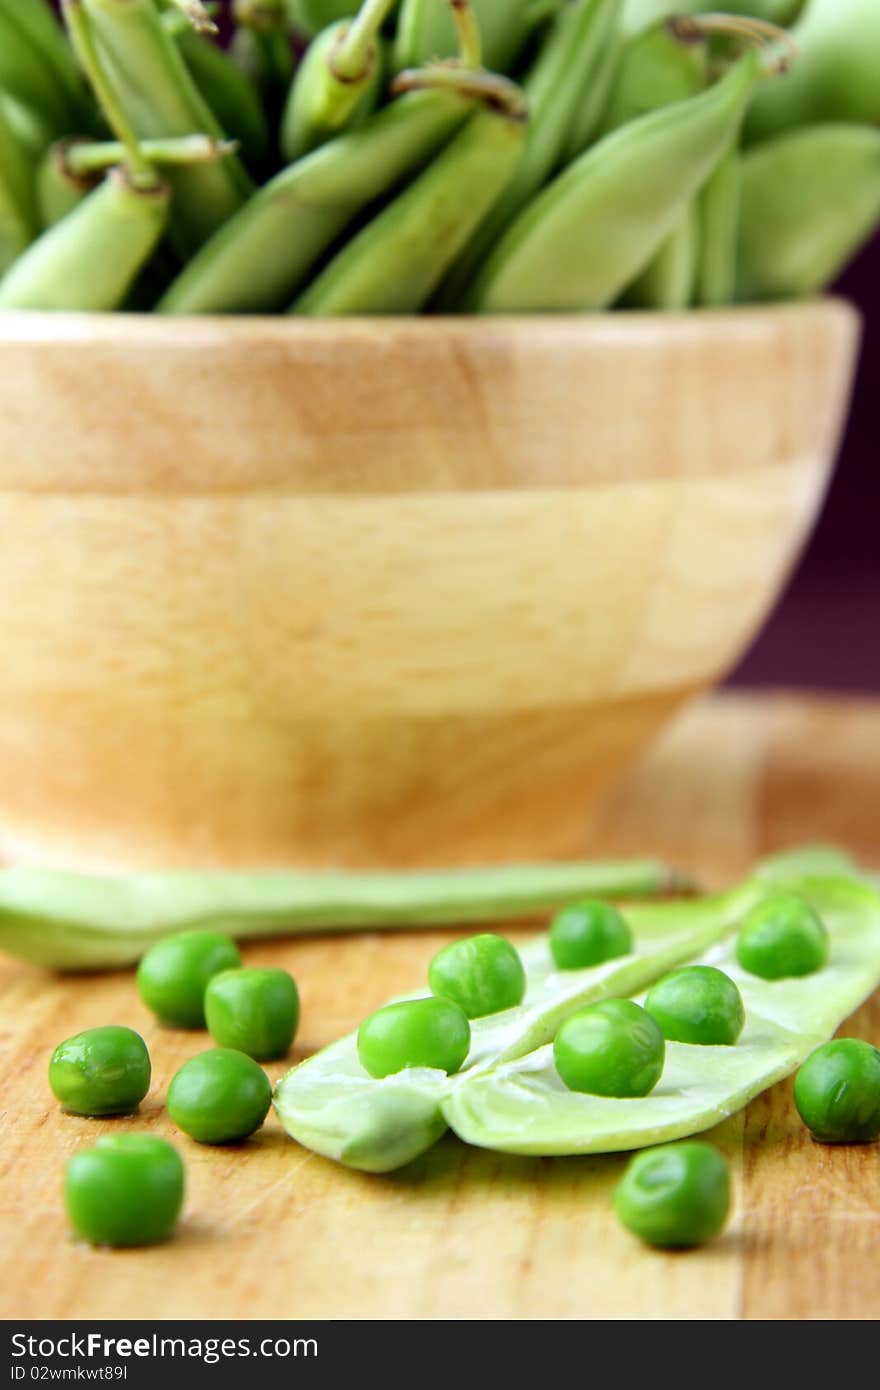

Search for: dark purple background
xmin=730 ymin=237 xmax=880 ymax=693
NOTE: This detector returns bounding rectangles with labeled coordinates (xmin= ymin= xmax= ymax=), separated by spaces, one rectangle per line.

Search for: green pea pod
xmin=158 ymin=86 xmax=475 ymax=313
xmin=275 ymin=881 xmax=766 ymax=1172
xmin=0 ymin=167 xmax=170 ymax=311
xmin=599 ymin=16 xmax=708 ymax=311
xmin=436 ymin=0 xmax=623 ymax=310
xmin=560 ymin=25 xmax=622 ymax=164
xmin=37 ymin=132 xmax=238 ymax=229
xmin=466 ymin=50 xmax=761 ymax=313
xmin=0 ymin=97 xmax=39 ymax=273
xmin=1 ymin=95 xmax=56 ymax=169
xmin=695 ymin=145 xmax=740 ymax=307
xmin=756 ymin=845 xmax=860 ymax=882
xmin=0 ymin=8 xmax=79 ymax=137
xmin=445 ymin=878 xmax=880 ymax=1156
xmin=746 ymin=0 xmax=880 ymax=143
xmin=0 ymin=0 xmax=86 ymax=116
xmin=288 ymin=0 xmax=356 ymax=36
xmin=621 ymin=0 xmax=805 ymax=35
xmin=622 ymin=201 xmax=699 ymax=310
xmin=596 ymin=15 xmax=707 ymax=138
xmin=0 ymin=858 xmax=680 ymax=970
xmin=393 ymin=0 xmax=556 ymax=76
xmin=172 ymin=27 xmax=269 ymax=166
xmin=36 ymin=143 xmax=94 ymax=230
xmin=230 ymin=0 xmax=294 ymax=100
xmin=736 ymin=123 xmax=880 ymax=302
xmin=80 ymin=0 xmax=252 ymax=256
xmin=281 ymin=1 xmax=395 ymax=163
xmin=293 ymin=100 xmax=527 ymax=315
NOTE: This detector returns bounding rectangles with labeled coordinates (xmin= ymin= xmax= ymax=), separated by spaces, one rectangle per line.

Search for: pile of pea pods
xmin=1 ymin=0 xmax=878 ymax=315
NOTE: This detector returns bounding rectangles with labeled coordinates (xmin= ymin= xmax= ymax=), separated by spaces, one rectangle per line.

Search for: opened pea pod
xmin=274 ymin=880 xmax=764 ymax=1171
xmin=445 ymin=877 xmax=880 ymax=1156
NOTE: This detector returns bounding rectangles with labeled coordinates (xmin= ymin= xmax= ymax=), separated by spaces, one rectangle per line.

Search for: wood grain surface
xmin=0 ymin=305 xmax=858 ymax=869
xmin=0 ymin=692 xmax=878 ymax=1321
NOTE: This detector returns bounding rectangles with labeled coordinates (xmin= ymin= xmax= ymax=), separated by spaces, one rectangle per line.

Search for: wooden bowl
xmin=0 ymin=302 xmax=859 ymax=869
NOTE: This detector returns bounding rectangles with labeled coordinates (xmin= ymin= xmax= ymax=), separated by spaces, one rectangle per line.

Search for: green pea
xmin=553 ymin=999 xmax=664 ymax=1097
xmin=136 ymin=929 xmax=242 ymax=1028
xmin=428 ymin=933 xmax=525 ymax=1019
xmin=64 ymin=1135 xmax=184 ymax=1248
xmin=794 ymin=1039 xmax=880 ymax=1144
xmin=357 ymin=998 xmax=470 ymax=1079
xmin=614 ymin=1142 xmax=731 ymax=1249
xmin=48 ymin=1025 xmax=151 ymax=1116
xmin=549 ymin=900 xmax=633 ymax=971
xmin=167 ymin=1048 xmax=272 ymax=1144
xmin=736 ymin=893 xmax=829 ymax=981
xmin=205 ymin=967 xmax=300 ymax=1061
xmin=645 ymin=966 xmax=745 ymax=1046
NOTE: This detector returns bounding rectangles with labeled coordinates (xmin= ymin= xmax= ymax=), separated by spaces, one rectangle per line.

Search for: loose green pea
xmin=357 ymin=998 xmax=470 ymax=1079
xmin=167 ymin=1048 xmax=272 ymax=1144
xmin=645 ymin=966 xmax=745 ymax=1046
xmin=553 ymin=999 xmax=665 ymax=1097
xmin=549 ymin=900 xmax=633 ymax=971
xmin=136 ymin=929 xmax=242 ymax=1028
xmin=64 ymin=1135 xmax=184 ymax=1248
xmin=736 ymin=893 xmax=829 ymax=981
xmin=428 ymin=933 xmax=525 ymax=1019
xmin=614 ymin=1142 xmax=731 ymax=1249
xmin=794 ymin=1039 xmax=880 ymax=1144
xmin=49 ymin=1025 xmax=151 ymax=1116
xmin=205 ymin=967 xmax=300 ymax=1060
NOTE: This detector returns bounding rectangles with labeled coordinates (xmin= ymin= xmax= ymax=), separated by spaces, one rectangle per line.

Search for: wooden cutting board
xmin=1 ymin=692 xmax=878 ymax=1321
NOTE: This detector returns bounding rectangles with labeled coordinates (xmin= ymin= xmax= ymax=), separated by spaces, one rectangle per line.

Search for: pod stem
xmin=392 ymin=64 xmax=528 ymax=121
xmin=669 ymin=12 xmax=798 ymax=77
xmin=233 ymin=0 xmax=287 ymax=33
xmin=166 ymin=0 xmax=218 ymax=34
xmin=449 ymin=0 xmax=483 ymax=71
xmin=60 ymin=0 xmax=158 ymax=189
xmin=61 ymin=133 xmax=238 ymax=177
xmin=332 ymin=0 xmax=397 ymax=82
xmin=392 ymin=0 xmax=526 ymax=120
